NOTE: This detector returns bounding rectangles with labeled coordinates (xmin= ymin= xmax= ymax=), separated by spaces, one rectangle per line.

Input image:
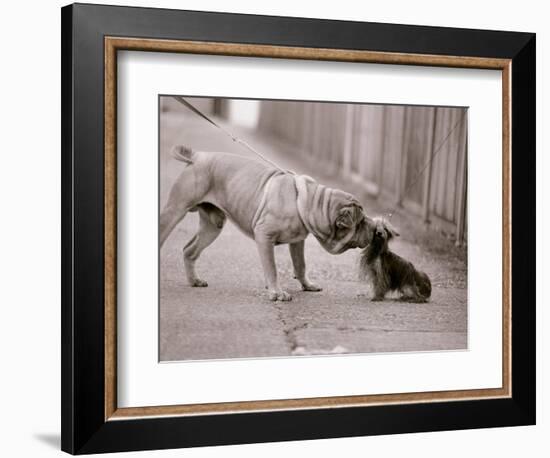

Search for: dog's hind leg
xmin=160 ymin=204 xmax=189 ymax=247
xmin=399 ymin=284 xmax=427 ymax=303
xmin=160 ymin=162 xmax=211 ymax=247
xmin=160 ymin=173 xmax=197 ymax=247
xmin=183 ymin=203 xmax=226 ymax=287
xmin=289 ymin=241 xmax=322 ymax=292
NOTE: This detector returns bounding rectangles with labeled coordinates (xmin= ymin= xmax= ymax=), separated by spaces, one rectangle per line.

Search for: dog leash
xmin=386 ymin=109 xmax=467 ymax=220
xmin=172 ymin=96 xmax=287 ymax=173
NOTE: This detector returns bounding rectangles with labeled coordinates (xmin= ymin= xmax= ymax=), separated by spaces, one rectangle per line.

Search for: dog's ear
xmin=384 ymin=221 xmax=400 ymax=238
xmin=336 ymin=206 xmax=361 ymax=229
xmin=336 ymin=208 xmax=353 ymax=229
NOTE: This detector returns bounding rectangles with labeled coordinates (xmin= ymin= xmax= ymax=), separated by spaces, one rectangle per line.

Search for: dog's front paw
xmin=301 ymin=283 xmax=322 ymax=292
xmin=268 ymin=290 xmax=292 ymax=301
xmin=190 ymin=278 xmax=208 ymax=287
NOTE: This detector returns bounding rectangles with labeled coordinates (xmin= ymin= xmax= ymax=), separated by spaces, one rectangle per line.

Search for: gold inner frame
xmin=104 ymin=36 xmax=512 ymax=421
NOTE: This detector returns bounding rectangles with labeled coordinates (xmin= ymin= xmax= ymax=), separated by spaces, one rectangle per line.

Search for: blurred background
xmin=159 ymin=96 xmax=468 ymax=361
xmin=161 ymin=97 xmax=468 ymax=245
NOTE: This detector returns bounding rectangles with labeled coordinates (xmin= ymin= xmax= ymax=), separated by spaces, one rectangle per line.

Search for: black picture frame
xmin=61 ymin=3 xmax=535 ymax=454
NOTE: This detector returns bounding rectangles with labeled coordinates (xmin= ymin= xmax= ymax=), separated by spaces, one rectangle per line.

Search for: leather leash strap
xmin=172 ymin=96 xmax=287 ymax=173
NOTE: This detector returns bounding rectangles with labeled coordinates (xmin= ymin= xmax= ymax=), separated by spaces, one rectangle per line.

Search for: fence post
xmin=342 ymin=104 xmax=354 ymax=178
xmin=422 ymin=107 xmax=437 ymax=226
xmin=455 ymin=113 xmax=468 ymax=246
xmin=396 ymin=106 xmax=409 ymax=206
xmin=377 ymin=106 xmax=388 ymax=197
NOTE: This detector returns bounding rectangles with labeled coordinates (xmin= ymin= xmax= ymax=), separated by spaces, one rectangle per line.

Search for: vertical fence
xmin=257 ymin=100 xmax=468 ymax=244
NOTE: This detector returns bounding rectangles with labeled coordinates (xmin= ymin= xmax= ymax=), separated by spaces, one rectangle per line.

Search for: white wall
xmin=0 ymin=1 xmax=545 ymax=457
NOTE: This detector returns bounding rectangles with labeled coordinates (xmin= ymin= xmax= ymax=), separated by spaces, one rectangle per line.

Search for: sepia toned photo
xmin=159 ymin=96 xmax=468 ymax=362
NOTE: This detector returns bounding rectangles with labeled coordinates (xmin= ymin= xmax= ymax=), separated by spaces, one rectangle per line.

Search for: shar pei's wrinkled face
xmin=294 ymin=175 xmax=376 ymax=256
xmin=317 ymin=190 xmax=375 ymax=255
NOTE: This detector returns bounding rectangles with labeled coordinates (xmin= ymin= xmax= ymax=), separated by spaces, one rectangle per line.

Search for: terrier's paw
xmin=371 ymin=296 xmax=384 ymax=302
xmin=190 ymin=278 xmax=208 ymax=287
xmin=268 ymin=290 xmax=292 ymax=301
xmin=400 ymin=295 xmax=428 ymax=303
xmin=301 ymin=283 xmax=322 ymax=292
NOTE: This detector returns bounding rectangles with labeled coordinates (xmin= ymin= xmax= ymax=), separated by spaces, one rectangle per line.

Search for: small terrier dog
xmin=359 ymin=217 xmax=431 ymax=302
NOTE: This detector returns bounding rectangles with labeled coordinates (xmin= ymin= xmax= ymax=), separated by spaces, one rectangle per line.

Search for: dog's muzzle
xmin=356 ymin=215 xmax=376 ymax=248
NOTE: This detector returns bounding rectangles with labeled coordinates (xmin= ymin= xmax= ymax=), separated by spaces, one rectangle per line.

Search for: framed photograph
xmin=61 ymin=3 xmax=535 ymax=454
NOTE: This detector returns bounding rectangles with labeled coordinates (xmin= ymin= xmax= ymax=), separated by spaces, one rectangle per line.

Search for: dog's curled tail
xmin=170 ymin=145 xmax=195 ymax=164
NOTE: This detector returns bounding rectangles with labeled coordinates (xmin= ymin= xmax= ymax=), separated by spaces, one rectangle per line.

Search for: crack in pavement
xmin=272 ymin=302 xmax=309 ymax=352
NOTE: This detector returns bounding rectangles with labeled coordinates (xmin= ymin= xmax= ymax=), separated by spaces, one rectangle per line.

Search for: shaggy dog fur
xmin=359 ymin=218 xmax=431 ymax=302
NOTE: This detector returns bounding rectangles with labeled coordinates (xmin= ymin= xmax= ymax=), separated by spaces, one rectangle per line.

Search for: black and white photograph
xmin=159 ymin=96 xmax=468 ymax=362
